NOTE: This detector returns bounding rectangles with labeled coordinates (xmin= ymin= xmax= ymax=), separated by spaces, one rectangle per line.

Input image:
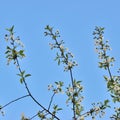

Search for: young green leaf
xmin=25 ymin=74 xmax=31 ymax=78
xmin=6 ymin=25 xmax=14 ymax=34
xmin=20 ymin=78 xmax=24 ymax=84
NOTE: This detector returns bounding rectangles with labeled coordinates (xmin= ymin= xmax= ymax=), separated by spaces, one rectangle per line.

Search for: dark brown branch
xmin=15 ymin=58 xmax=60 ymax=120
xmin=107 ymin=65 xmax=113 ymax=81
xmin=30 ymin=89 xmax=56 ymax=119
xmin=0 ymin=95 xmax=29 ymax=110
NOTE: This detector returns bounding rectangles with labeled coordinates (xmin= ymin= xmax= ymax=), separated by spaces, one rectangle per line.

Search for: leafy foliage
xmin=5 ymin=25 xmax=25 ymax=65
xmin=0 ymin=25 xmax=119 ymax=120
xmin=45 ymin=25 xmax=78 ymax=71
xmin=93 ymin=26 xmax=120 ymax=119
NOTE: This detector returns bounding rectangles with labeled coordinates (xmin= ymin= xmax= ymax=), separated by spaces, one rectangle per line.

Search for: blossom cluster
xmin=5 ymin=26 xmax=25 ymax=65
xmin=93 ymin=27 xmax=115 ymax=69
xmin=93 ymin=26 xmax=120 ymax=119
xmin=45 ymin=25 xmax=78 ymax=71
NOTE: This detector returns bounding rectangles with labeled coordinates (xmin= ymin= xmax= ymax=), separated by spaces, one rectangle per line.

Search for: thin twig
xmin=70 ymin=68 xmax=76 ymax=120
xmin=50 ymin=31 xmax=76 ymax=119
xmin=0 ymin=95 xmax=29 ymax=109
xmin=103 ymin=51 xmax=113 ymax=81
xmin=79 ymin=108 xmax=98 ymax=118
xmin=48 ymin=92 xmax=56 ymax=111
xmin=107 ymin=65 xmax=113 ymax=81
xmin=29 ymin=110 xmax=44 ymax=120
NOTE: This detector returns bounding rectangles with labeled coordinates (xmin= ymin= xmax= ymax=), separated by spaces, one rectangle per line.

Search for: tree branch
xmin=15 ymin=58 xmax=60 ymax=120
xmin=69 ymin=68 xmax=76 ymax=120
xmin=103 ymin=51 xmax=113 ymax=81
xmin=0 ymin=95 xmax=29 ymax=110
xmin=29 ymin=110 xmax=44 ymax=120
xmin=48 ymin=92 xmax=56 ymax=111
xmin=45 ymin=26 xmax=77 ymax=119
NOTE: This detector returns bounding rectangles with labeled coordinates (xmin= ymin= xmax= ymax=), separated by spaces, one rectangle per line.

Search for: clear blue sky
xmin=0 ymin=0 xmax=120 ymax=120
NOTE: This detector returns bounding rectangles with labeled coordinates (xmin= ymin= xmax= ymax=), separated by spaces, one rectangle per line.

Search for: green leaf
xmin=5 ymin=50 xmax=11 ymax=54
xmin=38 ymin=111 xmax=45 ymax=119
xmin=0 ymin=105 xmax=2 ymax=109
xmin=55 ymin=81 xmax=58 ymax=85
xmin=25 ymin=74 xmax=31 ymax=78
xmin=19 ymin=50 xmax=24 ymax=54
xmin=59 ymin=81 xmax=64 ymax=86
xmin=104 ymin=99 xmax=109 ymax=104
xmin=57 ymin=108 xmax=62 ymax=111
xmin=104 ymin=76 xmax=108 ymax=81
xmin=6 ymin=46 xmax=12 ymax=50
xmin=6 ymin=25 xmax=14 ymax=34
xmin=100 ymin=27 xmax=105 ymax=31
xmin=52 ymin=35 xmax=56 ymax=40
xmin=45 ymin=25 xmax=50 ymax=30
xmin=17 ymin=73 xmax=22 ymax=77
xmin=21 ymin=70 xmax=25 ymax=76
xmin=20 ymin=78 xmax=24 ymax=84
xmin=66 ymin=54 xmax=68 ymax=59
xmin=104 ymin=99 xmax=111 ymax=108
xmin=58 ymin=59 xmax=60 ymax=65
xmin=54 ymin=56 xmax=59 ymax=61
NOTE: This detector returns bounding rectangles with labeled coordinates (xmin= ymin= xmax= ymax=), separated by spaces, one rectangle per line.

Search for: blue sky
xmin=0 ymin=0 xmax=120 ymax=120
